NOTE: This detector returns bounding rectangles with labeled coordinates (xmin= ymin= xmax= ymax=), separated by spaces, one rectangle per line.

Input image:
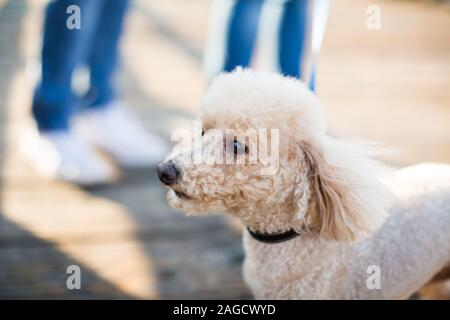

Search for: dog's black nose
xmin=157 ymin=161 xmax=179 ymax=185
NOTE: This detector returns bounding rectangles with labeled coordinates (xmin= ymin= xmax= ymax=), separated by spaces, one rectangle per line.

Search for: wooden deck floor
xmin=0 ymin=0 xmax=449 ymax=299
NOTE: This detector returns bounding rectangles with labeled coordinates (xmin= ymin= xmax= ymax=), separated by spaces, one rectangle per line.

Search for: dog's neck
xmin=240 ymin=200 xmax=296 ymax=235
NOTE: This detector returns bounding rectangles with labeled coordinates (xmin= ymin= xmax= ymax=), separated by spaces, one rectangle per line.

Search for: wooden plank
xmin=0 ymin=219 xmax=250 ymax=299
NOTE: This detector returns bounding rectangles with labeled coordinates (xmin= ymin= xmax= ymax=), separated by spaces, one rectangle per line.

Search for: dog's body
xmin=158 ymin=69 xmax=450 ymax=299
xmin=244 ymin=163 xmax=450 ymax=299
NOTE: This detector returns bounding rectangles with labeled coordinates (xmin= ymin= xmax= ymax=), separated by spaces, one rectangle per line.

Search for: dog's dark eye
xmin=201 ymin=129 xmax=205 ymax=136
xmin=233 ymin=139 xmax=246 ymax=155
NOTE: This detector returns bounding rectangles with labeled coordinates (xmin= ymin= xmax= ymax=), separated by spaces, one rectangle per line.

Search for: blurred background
xmin=0 ymin=0 xmax=449 ymax=299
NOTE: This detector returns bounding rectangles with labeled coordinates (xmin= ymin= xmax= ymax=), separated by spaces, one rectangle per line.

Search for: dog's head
xmin=158 ymin=69 xmax=391 ymax=241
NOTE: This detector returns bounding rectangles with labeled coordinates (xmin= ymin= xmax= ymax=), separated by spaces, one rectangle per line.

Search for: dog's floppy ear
xmin=294 ymin=137 xmax=392 ymax=241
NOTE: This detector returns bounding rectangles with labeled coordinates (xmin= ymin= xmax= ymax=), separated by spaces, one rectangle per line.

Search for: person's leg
xmin=76 ymin=0 xmax=168 ymax=167
xmin=32 ymin=0 xmax=104 ymax=131
xmin=278 ymin=0 xmax=330 ymax=91
xmin=278 ymin=0 xmax=308 ymax=79
xmin=84 ymin=0 xmax=129 ymax=108
xmin=223 ymin=0 xmax=264 ymax=72
xmin=28 ymin=0 xmax=116 ymax=185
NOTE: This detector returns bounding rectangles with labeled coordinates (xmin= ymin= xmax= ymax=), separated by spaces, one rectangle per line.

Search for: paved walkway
xmin=0 ymin=0 xmax=449 ymax=298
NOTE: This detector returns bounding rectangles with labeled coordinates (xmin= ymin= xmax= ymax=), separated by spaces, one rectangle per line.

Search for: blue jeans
xmin=225 ymin=0 xmax=308 ymax=79
xmin=32 ymin=0 xmax=129 ymax=131
xmin=206 ymin=0 xmax=329 ymax=92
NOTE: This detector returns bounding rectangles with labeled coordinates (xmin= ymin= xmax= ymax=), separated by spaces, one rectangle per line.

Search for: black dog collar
xmin=247 ymin=228 xmax=300 ymax=244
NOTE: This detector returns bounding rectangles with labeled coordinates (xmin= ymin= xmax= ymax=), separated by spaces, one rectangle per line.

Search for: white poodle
xmin=158 ymin=69 xmax=450 ymax=299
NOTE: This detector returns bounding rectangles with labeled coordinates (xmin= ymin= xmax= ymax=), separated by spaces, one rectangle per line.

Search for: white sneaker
xmin=20 ymin=127 xmax=115 ymax=186
xmin=75 ymin=101 xmax=169 ymax=167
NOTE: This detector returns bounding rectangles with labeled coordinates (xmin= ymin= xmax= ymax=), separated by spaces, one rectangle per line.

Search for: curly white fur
xmin=162 ymin=69 xmax=450 ymax=299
